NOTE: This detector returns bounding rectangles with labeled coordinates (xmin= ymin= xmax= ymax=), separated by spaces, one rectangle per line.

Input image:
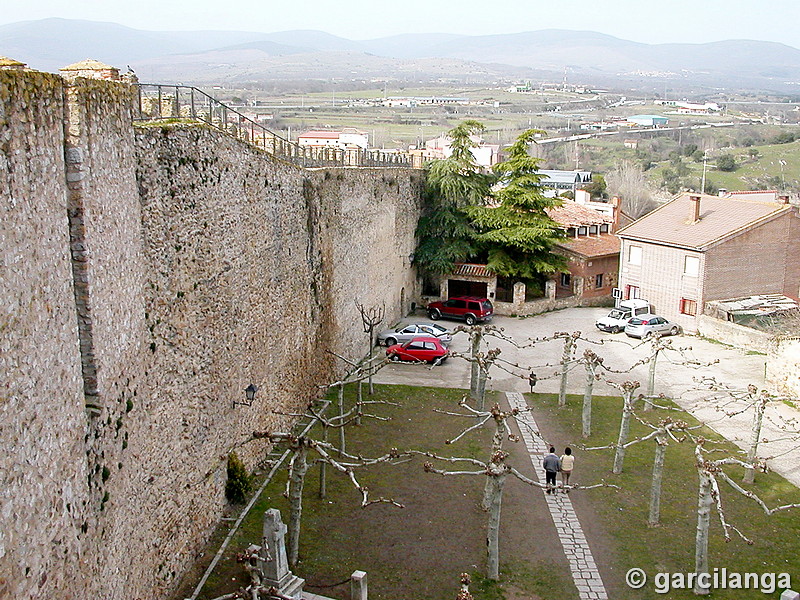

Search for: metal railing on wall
xmin=133 ymin=84 xmax=412 ymax=169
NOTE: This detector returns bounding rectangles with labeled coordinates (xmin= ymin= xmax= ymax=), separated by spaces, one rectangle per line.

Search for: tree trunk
xmin=645 ymin=349 xmax=658 ymax=410
xmin=612 ymin=387 xmax=636 ymax=474
xmin=558 ymin=337 xmax=574 ymax=408
xmin=482 ymin=418 xmax=508 ymax=510
xmin=486 ymin=473 xmax=507 ymax=581
xmin=476 ymin=365 xmax=488 ymax=412
xmin=356 ymin=380 xmax=363 ymax=425
xmin=469 ymin=330 xmax=482 ymax=403
xmin=368 ymin=329 xmax=375 ymax=395
xmin=338 ymin=384 xmax=345 ymax=456
xmin=319 ymin=425 xmax=328 ymax=499
xmin=287 ymin=445 xmax=309 ymax=568
xmin=582 ymin=363 xmax=594 ymax=438
xmin=648 ymin=433 xmax=667 ymax=526
xmin=693 ymin=468 xmax=713 ymax=595
xmin=743 ymin=391 xmax=766 ymax=485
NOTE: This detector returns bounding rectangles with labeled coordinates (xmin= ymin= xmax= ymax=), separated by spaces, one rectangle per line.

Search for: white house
xmin=298 ymin=128 xmax=369 ymax=150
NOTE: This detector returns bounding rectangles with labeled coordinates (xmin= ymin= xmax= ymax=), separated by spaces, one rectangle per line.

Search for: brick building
xmin=616 ymin=191 xmax=800 ymax=333
xmin=549 ymin=201 xmax=619 ymax=299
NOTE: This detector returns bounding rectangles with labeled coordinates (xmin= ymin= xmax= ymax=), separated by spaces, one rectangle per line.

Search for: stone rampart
xmin=0 ymin=70 xmax=421 ymax=600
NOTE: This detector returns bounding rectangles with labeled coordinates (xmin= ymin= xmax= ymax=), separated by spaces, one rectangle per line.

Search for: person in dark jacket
xmin=543 ymin=447 xmax=560 ymax=494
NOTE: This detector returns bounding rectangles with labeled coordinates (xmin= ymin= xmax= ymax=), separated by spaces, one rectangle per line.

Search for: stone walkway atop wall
xmin=506 ymin=392 xmax=608 ymax=600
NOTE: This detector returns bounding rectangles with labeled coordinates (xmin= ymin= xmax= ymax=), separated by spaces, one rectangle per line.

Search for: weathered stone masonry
xmin=0 ymin=70 xmax=422 ymax=600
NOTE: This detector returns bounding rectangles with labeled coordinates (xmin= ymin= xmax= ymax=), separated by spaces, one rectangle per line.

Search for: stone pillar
xmin=512 ymin=281 xmax=526 ymax=305
xmin=259 ymin=509 xmax=305 ymax=599
xmin=573 ymin=276 xmax=584 ymax=299
xmin=545 ymin=279 xmax=556 ymax=300
xmin=351 ymin=570 xmax=368 ymax=600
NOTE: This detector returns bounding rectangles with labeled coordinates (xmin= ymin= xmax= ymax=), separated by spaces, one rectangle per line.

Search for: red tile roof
xmin=547 ymin=201 xmax=613 ymax=228
xmin=453 ymin=263 xmax=493 ymax=278
xmin=555 ymin=234 xmax=620 ymax=258
xmin=617 ymin=192 xmax=791 ymax=250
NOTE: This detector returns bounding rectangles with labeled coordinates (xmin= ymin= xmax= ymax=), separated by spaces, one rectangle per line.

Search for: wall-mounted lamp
xmin=233 ymin=383 xmax=258 ymax=408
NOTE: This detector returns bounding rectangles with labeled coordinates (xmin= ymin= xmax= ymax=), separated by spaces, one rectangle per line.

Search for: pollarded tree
xmin=414 ymin=120 xmax=494 ymax=279
xmin=466 ymin=129 xmax=567 ymax=285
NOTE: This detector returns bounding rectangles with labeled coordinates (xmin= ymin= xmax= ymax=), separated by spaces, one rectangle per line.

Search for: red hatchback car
xmin=386 ymin=336 xmax=449 ymax=364
xmin=427 ymin=296 xmax=493 ymax=326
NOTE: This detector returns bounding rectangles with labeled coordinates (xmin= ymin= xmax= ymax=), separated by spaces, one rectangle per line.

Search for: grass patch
xmin=181 ymin=385 xmax=800 ymax=600
xmin=534 ymin=392 xmax=800 ymax=599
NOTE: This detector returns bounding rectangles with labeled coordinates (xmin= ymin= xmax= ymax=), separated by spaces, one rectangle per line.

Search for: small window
xmin=578 ymin=226 xmax=588 ymax=235
xmin=629 ymin=245 xmax=642 ymax=265
xmin=560 ymin=273 xmax=571 ymax=287
xmin=680 ymin=298 xmax=698 ymax=316
xmin=589 ymin=225 xmax=598 ymax=235
xmin=595 ymin=273 xmax=604 ymax=288
xmin=600 ymin=224 xmax=609 ymax=233
xmin=684 ymin=255 xmax=700 ymax=277
xmin=626 ymin=285 xmax=640 ymax=299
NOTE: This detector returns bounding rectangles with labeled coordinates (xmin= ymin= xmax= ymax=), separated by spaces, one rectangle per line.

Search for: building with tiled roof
xmin=616 ymin=191 xmax=800 ymax=332
xmin=547 ymin=200 xmax=619 ymax=299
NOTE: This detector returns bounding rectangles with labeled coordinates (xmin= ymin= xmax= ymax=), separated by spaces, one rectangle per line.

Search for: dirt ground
xmin=179 ymin=386 xmax=593 ymax=600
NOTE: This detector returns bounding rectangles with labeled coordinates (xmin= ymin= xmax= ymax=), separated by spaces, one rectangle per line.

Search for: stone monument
xmin=255 ymin=509 xmax=305 ymax=599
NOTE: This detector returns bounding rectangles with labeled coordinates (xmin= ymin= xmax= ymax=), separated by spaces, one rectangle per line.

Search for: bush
xmin=225 ymin=452 xmax=253 ymax=504
xmin=772 ymin=131 xmax=796 ymax=145
xmin=716 ymin=154 xmax=737 ymax=172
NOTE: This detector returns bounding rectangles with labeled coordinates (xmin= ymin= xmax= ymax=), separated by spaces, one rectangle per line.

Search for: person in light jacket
xmin=560 ymin=447 xmax=574 ymax=492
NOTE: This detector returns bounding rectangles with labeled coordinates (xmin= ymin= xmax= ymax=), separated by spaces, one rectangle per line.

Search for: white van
xmin=595 ymin=299 xmax=651 ymax=333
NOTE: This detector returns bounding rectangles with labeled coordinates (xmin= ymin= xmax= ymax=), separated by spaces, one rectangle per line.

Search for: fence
xmin=133 ymin=84 xmax=412 ymax=169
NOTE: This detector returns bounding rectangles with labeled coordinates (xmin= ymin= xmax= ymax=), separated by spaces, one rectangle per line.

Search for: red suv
xmin=427 ymin=296 xmax=494 ymax=326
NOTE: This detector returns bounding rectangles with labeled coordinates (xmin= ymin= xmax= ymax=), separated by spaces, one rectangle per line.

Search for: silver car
xmin=624 ymin=314 xmax=681 ymax=339
xmin=376 ymin=323 xmax=453 ymax=347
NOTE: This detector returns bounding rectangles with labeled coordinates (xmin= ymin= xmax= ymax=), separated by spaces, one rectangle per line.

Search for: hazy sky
xmin=3 ymin=0 xmax=799 ymax=49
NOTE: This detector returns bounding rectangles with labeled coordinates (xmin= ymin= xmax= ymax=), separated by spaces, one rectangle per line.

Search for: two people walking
xmin=543 ymin=446 xmax=574 ymax=493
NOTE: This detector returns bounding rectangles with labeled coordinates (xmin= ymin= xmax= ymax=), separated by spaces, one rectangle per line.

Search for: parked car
xmin=595 ymin=299 xmax=651 ymax=333
xmin=624 ymin=314 xmax=681 ymax=339
xmin=427 ymin=296 xmax=493 ymax=326
xmin=376 ymin=323 xmax=453 ymax=347
xmin=386 ymin=336 xmax=449 ymax=363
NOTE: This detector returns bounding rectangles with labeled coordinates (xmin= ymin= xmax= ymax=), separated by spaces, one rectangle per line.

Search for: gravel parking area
xmin=374 ymin=306 xmax=800 ymax=488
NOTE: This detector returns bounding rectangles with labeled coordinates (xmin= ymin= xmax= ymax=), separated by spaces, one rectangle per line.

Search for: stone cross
xmin=262 ymin=508 xmax=289 ymax=582
xmin=258 ymin=509 xmax=304 ymax=599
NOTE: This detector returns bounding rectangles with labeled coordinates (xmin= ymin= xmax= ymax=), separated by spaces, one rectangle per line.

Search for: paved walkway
xmin=506 ymin=391 xmax=608 ymax=600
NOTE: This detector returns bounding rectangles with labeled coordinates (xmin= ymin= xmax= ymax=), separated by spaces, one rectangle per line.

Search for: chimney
xmin=689 ymin=194 xmax=701 ymax=223
xmin=611 ymin=196 xmax=621 ymax=232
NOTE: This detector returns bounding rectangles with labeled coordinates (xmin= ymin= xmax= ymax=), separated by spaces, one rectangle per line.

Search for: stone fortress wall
xmin=0 ymin=69 xmax=422 ymax=600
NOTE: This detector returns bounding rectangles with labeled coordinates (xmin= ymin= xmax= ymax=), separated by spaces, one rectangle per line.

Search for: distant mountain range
xmin=2 ymin=18 xmax=800 ymax=93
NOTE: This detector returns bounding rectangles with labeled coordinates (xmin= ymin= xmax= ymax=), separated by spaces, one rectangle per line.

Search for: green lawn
xmin=178 ymin=385 xmax=800 ymax=600
xmin=536 ymin=391 xmax=800 ymax=600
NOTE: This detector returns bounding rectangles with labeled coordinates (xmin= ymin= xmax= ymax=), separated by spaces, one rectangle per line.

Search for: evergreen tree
xmin=466 ymin=130 xmax=566 ymax=285
xmin=414 ymin=121 xmax=494 ymax=278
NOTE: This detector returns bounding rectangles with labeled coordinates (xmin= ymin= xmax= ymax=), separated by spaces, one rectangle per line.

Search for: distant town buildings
xmin=654 ymin=100 xmax=722 ymax=114
xmin=298 ymin=128 xmax=369 ymax=150
xmin=625 ymin=114 xmax=669 ymax=127
xmin=414 ymin=134 xmax=501 ymax=168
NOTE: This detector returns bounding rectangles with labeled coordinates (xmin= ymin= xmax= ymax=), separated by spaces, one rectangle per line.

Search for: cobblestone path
xmin=506 ymin=392 xmax=608 ymax=600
